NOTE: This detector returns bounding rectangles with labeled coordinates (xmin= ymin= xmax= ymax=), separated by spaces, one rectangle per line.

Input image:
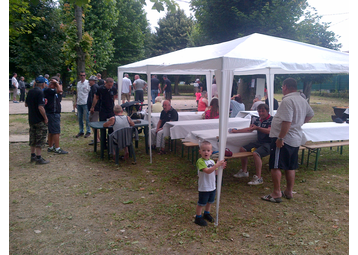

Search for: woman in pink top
xmin=197 ymin=91 xmax=208 ymax=111
xmin=205 ymin=98 xmax=219 ymax=119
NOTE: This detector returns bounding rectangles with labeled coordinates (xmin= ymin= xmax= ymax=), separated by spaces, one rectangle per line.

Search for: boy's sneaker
xmin=30 ymin=156 xmax=37 ymax=163
xmin=47 ymin=147 xmax=55 ymax=152
xmin=233 ymin=169 xmax=249 ymax=178
xmin=195 ymin=216 xmax=208 ymax=226
xmin=54 ymin=148 xmax=68 ymax=154
xmin=36 ymin=157 xmax=50 ymax=165
xmin=248 ymin=175 xmax=263 ymax=185
xmin=203 ymin=213 xmax=215 ymax=223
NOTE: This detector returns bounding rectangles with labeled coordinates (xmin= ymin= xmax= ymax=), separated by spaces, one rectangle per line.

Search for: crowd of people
xmin=20 ymin=73 xmax=313 ymax=228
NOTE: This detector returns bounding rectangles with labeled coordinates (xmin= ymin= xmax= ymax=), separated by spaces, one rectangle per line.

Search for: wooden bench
xmin=181 ymin=141 xmax=199 ymax=164
xmin=303 ymin=141 xmax=349 ymax=171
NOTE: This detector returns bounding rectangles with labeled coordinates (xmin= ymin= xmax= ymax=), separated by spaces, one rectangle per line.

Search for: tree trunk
xmin=75 ymin=5 xmax=85 ymax=80
xmin=174 ymin=75 xmax=179 ymax=95
xmin=237 ymin=79 xmax=252 ymax=110
xmin=303 ymin=80 xmax=312 ymax=103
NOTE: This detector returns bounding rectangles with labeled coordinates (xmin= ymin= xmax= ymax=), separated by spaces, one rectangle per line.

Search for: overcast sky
xmin=144 ymin=0 xmax=350 ymax=52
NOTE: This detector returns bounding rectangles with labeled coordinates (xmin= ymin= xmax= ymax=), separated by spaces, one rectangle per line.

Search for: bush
xmin=311 ymin=90 xmax=349 ymax=99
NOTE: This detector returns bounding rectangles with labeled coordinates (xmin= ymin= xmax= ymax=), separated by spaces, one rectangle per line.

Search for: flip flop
xmin=261 ymin=194 xmax=282 ymax=203
xmin=281 ymin=191 xmax=292 ymax=199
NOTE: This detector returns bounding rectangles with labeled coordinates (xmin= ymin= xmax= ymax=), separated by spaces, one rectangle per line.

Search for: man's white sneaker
xmin=248 ymin=175 xmax=263 ymax=185
xmin=233 ymin=169 xmax=249 ymax=178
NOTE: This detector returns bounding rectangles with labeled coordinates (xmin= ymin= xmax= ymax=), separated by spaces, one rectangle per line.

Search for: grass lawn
xmin=9 ymin=95 xmax=349 ymax=254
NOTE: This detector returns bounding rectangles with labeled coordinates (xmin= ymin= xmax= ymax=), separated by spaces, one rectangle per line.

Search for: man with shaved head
xmin=90 ymin=77 xmax=118 ymax=121
xmin=151 ymin=100 xmax=178 ymax=154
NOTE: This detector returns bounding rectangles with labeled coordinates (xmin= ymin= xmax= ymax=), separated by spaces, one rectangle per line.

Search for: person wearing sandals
xmin=230 ymin=103 xmax=272 ymax=185
xmin=151 ymin=100 xmax=178 ymax=154
xmin=103 ymin=105 xmax=135 ymax=159
xmin=195 ymin=140 xmax=226 ymax=226
xmin=262 ymin=78 xmax=314 ymax=203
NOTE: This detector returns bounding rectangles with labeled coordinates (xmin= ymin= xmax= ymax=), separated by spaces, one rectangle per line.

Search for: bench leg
xmin=340 ymin=145 xmax=343 ymax=155
xmin=181 ymin=144 xmax=184 ymax=157
xmin=301 ymin=149 xmax=305 ymax=165
xmin=314 ymin=148 xmax=320 ymax=171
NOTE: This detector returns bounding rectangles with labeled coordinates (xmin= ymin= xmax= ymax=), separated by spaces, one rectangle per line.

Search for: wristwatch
xmin=277 ymin=137 xmax=284 ymax=141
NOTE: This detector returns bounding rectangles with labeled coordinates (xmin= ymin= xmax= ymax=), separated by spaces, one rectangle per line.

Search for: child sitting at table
xmin=195 ymin=140 xmax=226 ymax=226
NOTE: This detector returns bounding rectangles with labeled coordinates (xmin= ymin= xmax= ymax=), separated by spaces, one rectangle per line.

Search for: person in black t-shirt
xmin=87 ymin=75 xmax=100 ymax=144
xmin=25 ymin=76 xmax=50 ymax=164
xmin=229 ymin=104 xmax=272 ymax=185
xmin=150 ymin=75 xmax=160 ymax=104
xmin=151 ymin=100 xmax=178 ymax=154
xmin=90 ymin=77 xmax=118 ymax=121
xmin=163 ymin=75 xmax=172 ymax=101
xmin=44 ymin=77 xmax=68 ymax=154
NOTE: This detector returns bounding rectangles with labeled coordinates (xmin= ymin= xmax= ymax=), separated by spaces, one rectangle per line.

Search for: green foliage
xmin=9 ymin=0 xmax=41 ymax=39
xmin=190 ymin=0 xmax=341 ymax=50
xmin=152 ymin=9 xmax=194 ymax=56
xmin=9 ymin=0 xmax=65 ymax=78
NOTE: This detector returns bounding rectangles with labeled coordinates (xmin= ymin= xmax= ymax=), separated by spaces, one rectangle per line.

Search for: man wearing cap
xmin=44 ymin=76 xmax=68 ymax=154
xmin=75 ymin=71 xmax=91 ymax=138
xmin=196 ymin=78 xmax=204 ymax=93
xmin=162 ymin=75 xmax=172 ymax=101
xmin=121 ymin=74 xmax=132 ymax=104
xmin=87 ymin=75 xmax=100 ymax=144
xmin=25 ymin=76 xmax=50 ymax=164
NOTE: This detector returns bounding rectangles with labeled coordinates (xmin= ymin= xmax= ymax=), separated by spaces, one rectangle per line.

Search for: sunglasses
xmin=80 ymin=75 xmax=86 ymax=77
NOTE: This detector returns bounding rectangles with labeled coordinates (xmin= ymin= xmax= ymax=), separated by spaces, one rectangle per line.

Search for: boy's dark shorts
xmin=269 ymin=138 xmax=299 ymax=170
xmin=47 ymin=113 xmax=61 ymax=134
xmin=29 ymin=122 xmax=47 ymax=147
xmin=198 ymin=190 xmax=216 ymax=207
xmin=242 ymin=142 xmax=270 ymax=158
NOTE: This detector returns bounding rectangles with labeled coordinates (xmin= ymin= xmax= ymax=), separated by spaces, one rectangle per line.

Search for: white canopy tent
xmin=117 ymin=33 xmax=349 ymax=226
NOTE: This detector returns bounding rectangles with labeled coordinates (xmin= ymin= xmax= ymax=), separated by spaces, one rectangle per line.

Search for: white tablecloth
xmin=186 ymin=129 xmax=257 ymax=153
xmin=185 ymin=122 xmax=349 ymax=153
xmin=165 ymin=117 xmax=251 ymax=139
xmin=236 ymin=110 xmax=277 ymax=118
xmin=301 ymin=122 xmax=349 ymax=143
xmin=144 ymin=111 xmax=204 ymax=127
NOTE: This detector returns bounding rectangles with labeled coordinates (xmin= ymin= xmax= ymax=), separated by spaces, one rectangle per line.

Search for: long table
xmin=89 ymin=120 xmax=149 ymax=159
xmin=185 ymin=122 xmax=349 ymax=153
xmin=164 ymin=117 xmax=251 ymax=140
xmin=144 ymin=111 xmax=204 ymax=128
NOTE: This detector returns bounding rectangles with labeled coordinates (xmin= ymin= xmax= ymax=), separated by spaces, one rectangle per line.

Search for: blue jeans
xmin=77 ymin=104 xmax=90 ymax=134
xmin=151 ymin=90 xmax=158 ymax=104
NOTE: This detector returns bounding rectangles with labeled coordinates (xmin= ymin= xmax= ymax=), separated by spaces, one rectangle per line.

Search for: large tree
xmin=9 ymin=0 xmax=65 ymax=78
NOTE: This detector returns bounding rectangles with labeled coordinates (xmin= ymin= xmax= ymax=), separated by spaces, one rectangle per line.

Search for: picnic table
xmin=89 ymin=120 xmax=149 ymax=159
xmin=144 ymin=111 xmax=204 ymax=128
xmin=164 ymin=117 xmax=251 ymax=140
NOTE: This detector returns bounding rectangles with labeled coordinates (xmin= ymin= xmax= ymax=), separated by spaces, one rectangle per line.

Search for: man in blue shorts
xmin=44 ymin=76 xmax=68 ymax=154
xmin=262 ymin=78 xmax=314 ymax=203
xmin=230 ymin=103 xmax=272 ymax=185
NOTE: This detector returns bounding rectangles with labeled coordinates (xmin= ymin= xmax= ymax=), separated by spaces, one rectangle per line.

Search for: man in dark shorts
xmin=262 ymin=78 xmax=314 ymax=203
xmin=44 ymin=76 xmax=68 ymax=154
xmin=230 ymin=103 xmax=272 ymax=185
xmin=90 ymin=77 xmax=118 ymax=121
xmin=162 ymin=75 xmax=172 ymax=101
xmin=25 ymin=76 xmax=49 ymax=164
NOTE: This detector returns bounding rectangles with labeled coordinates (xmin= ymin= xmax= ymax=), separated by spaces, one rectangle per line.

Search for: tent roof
xmin=118 ymin=33 xmax=349 ymax=75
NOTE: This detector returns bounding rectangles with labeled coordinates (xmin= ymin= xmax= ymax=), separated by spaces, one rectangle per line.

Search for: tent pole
xmin=147 ymin=70 xmax=152 ymax=164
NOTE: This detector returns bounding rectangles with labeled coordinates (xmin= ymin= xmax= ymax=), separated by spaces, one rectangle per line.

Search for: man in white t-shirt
xmin=12 ymin=73 xmax=19 ymax=103
xmin=262 ymin=78 xmax=314 ymax=203
xmin=75 ymin=71 xmax=91 ymax=138
xmin=121 ymin=74 xmax=132 ymax=104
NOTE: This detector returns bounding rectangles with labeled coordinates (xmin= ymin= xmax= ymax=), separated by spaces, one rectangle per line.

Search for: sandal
xmin=261 ymin=194 xmax=282 ymax=203
xmin=281 ymin=191 xmax=292 ymax=199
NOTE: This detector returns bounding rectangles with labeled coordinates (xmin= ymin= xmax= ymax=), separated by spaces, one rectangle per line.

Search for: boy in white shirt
xmin=195 ymin=141 xmax=226 ymax=226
